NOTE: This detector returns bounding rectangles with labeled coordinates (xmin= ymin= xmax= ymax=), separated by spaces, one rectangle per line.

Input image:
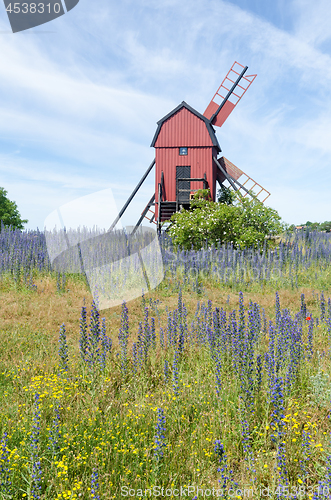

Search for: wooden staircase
xmin=159 ymin=201 xmax=177 ymax=222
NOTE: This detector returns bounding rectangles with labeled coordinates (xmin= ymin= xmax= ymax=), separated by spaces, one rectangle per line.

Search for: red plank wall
xmin=155 ymin=147 xmax=218 ymax=204
xmin=153 ymin=107 xmax=219 ymax=218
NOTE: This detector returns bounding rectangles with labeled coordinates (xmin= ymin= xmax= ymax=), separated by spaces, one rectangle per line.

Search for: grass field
xmin=1 ymin=228 xmax=331 ymax=499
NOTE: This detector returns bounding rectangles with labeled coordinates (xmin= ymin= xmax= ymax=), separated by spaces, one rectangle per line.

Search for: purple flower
xmin=58 ymin=323 xmax=69 ymax=372
xmin=154 ymin=408 xmax=166 ymax=460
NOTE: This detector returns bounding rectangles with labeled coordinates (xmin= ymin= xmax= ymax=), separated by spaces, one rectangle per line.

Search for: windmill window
xmin=179 ymin=147 xmax=188 ymax=156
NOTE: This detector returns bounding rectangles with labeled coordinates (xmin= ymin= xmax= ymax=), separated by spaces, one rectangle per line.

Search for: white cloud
xmin=1 ymin=0 xmax=331 ymax=229
xmin=292 ymin=0 xmax=331 ymax=47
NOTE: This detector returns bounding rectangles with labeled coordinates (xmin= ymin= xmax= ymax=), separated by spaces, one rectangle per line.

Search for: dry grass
xmin=0 ymin=272 xmax=324 ymax=351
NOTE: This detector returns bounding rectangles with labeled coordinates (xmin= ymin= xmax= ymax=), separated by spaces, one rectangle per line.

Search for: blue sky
xmin=1 ymin=0 xmax=331 ymax=230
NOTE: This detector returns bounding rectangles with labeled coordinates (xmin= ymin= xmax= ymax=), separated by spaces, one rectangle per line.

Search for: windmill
xmin=109 ymin=61 xmax=270 ymax=235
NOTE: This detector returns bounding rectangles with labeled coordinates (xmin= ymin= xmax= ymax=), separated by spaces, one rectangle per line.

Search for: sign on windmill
xmin=108 ymin=61 xmax=270 ymax=235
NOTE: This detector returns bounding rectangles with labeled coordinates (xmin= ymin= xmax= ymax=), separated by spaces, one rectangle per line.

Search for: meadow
xmin=1 ymin=226 xmax=331 ymax=499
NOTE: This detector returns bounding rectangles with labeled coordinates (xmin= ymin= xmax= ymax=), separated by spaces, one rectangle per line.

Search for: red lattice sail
xmin=204 ymin=61 xmax=257 ymax=128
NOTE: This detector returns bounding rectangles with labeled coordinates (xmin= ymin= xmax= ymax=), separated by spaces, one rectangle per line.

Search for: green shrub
xmin=169 ymin=189 xmax=285 ymax=250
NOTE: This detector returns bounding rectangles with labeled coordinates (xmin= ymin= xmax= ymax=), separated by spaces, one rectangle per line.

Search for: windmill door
xmin=176 ymin=166 xmax=191 ymax=203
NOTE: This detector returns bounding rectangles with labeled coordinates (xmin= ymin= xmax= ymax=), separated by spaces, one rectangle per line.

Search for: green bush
xmin=169 ymin=189 xmax=285 ymax=250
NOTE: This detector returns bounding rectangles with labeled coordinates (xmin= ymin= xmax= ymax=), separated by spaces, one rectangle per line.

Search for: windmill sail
xmin=215 ymin=156 xmax=270 ymax=203
xmin=204 ymin=62 xmax=257 ymax=128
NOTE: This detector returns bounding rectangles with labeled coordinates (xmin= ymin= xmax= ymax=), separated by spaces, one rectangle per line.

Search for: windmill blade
xmin=214 ymin=156 xmax=270 ymax=203
xmin=204 ymin=62 xmax=257 ymax=128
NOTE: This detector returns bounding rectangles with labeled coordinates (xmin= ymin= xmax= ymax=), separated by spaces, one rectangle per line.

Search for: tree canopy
xmin=217 ymin=185 xmax=236 ymax=205
xmin=0 ymin=187 xmax=28 ymax=230
xmin=287 ymin=221 xmax=331 ymax=232
xmin=168 ymin=189 xmax=285 ymax=250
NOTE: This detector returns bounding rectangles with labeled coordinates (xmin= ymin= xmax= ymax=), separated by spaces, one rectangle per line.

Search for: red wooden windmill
xmin=109 ymin=62 xmax=270 ymax=234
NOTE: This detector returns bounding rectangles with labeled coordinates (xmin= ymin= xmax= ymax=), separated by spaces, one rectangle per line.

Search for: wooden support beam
xmin=157 ymin=182 xmax=162 ymax=234
xmin=161 ymin=171 xmax=165 ymax=201
xmin=108 ymin=159 xmax=155 ymax=232
xmin=213 ymin=156 xmax=240 ymax=193
xmin=131 ymin=194 xmax=155 ymax=236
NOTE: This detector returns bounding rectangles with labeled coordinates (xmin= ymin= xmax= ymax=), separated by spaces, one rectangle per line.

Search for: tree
xmin=217 ymin=185 xmax=236 ymax=205
xmin=320 ymin=221 xmax=331 ymax=233
xmin=0 ymin=187 xmax=28 ymax=230
xmin=168 ymin=190 xmax=285 ymax=251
